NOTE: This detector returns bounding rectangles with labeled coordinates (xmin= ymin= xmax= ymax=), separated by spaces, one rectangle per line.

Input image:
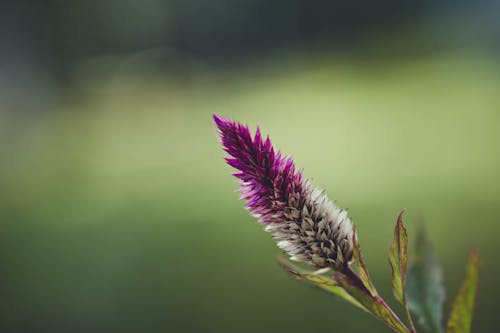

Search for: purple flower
xmin=214 ymin=115 xmax=354 ymax=270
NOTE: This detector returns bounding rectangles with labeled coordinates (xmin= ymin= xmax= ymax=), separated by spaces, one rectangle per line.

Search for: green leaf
xmin=388 ymin=210 xmax=409 ymax=305
xmin=277 ymin=256 xmax=367 ymax=311
xmin=352 ymin=227 xmax=378 ymax=296
xmin=335 ymin=273 xmax=409 ymax=333
xmin=446 ymin=250 xmax=480 ymax=333
xmin=407 ymin=227 xmax=445 ymax=333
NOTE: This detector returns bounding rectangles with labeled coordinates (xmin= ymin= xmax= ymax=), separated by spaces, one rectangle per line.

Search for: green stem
xmin=377 ymin=295 xmax=412 ymax=333
xmin=403 ymin=299 xmax=417 ymax=333
xmin=344 ymin=268 xmax=411 ymax=333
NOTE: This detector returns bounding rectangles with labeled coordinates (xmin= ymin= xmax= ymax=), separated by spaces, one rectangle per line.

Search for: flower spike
xmin=214 ymin=115 xmax=354 ymax=270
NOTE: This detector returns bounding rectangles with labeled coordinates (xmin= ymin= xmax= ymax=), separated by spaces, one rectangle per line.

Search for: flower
xmin=214 ymin=115 xmax=354 ymax=270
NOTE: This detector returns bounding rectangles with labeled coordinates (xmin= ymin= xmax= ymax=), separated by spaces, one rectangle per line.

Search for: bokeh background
xmin=1 ymin=1 xmax=499 ymax=332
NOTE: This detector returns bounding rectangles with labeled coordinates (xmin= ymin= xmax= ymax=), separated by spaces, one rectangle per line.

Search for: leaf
xmin=407 ymin=227 xmax=445 ymax=333
xmin=445 ymin=250 xmax=480 ymax=333
xmin=277 ymin=256 xmax=367 ymax=311
xmin=352 ymin=227 xmax=378 ymax=296
xmin=335 ymin=273 xmax=409 ymax=333
xmin=388 ymin=210 xmax=409 ymax=305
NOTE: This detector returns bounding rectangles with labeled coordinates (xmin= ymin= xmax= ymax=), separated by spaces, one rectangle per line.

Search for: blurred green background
xmin=1 ymin=1 xmax=499 ymax=332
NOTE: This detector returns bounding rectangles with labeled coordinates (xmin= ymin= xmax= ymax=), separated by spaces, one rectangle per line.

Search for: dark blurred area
xmin=2 ymin=0 xmax=499 ymax=93
xmin=0 ymin=1 xmax=499 ymax=333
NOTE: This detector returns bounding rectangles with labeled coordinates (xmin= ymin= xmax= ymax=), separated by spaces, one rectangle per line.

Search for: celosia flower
xmin=213 ymin=115 xmax=354 ymax=270
xmin=214 ymin=115 xmax=481 ymax=333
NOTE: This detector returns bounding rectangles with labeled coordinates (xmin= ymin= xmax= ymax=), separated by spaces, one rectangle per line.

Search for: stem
xmin=377 ymin=295 xmax=412 ymax=333
xmin=344 ymin=268 xmax=411 ymax=333
xmin=403 ymin=300 xmax=417 ymax=333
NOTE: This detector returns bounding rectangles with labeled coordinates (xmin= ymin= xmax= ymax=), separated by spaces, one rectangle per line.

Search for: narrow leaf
xmin=335 ymin=273 xmax=409 ymax=333
xmin=407 ymin=227 xmax=445 ymax=333
xmin=446 ymin=250 xmax=480 ymax=333
xmin=277 ymin=256 xmax=366 ymax=311
xmin=352 ymin=227 xmax=378 ymax=296
xmin=388 ymin=210 xmax=409 ymax=305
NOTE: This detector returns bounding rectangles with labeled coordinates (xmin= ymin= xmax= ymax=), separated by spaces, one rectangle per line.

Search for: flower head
xmin=214 ymin=115 xmax=354 ymax=270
